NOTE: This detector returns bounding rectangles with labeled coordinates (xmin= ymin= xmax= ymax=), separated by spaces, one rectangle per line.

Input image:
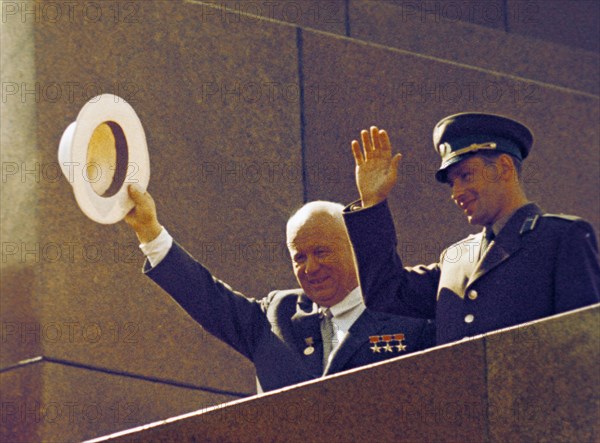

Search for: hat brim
xmin=435 ymin=154 xmax=469 ymax=183
xmin=59 ymin=94 xmax=150 ymax=224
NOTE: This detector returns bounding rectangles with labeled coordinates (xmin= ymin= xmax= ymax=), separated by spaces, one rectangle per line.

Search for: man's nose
xmin=451 ymin=183 xmax=464 ymax=204
xmin=304 ymin=255 xmax=320 ymax=274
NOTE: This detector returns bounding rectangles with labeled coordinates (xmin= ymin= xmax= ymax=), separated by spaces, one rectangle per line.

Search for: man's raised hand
xmin=351 ymin=126 xmax=402 ymax=208
xmin=125 ymin=184 xmax=162 ymax=244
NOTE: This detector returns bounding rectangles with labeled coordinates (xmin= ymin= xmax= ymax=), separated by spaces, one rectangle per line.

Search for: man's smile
xmin=308 ymin=276 xmax=330 ymax=286
xmin=461 ymin=199 xmax=476 ymax=215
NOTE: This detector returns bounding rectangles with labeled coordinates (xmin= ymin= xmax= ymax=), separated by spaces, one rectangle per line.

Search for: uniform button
xmin=468 ymin=290 xmax=478 ymax=300
xmin=464 ymin=314 xmax=475 ymax=323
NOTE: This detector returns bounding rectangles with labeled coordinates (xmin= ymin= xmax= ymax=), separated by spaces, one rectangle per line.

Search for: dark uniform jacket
xmin=344 ymin=201 xmax=600 ymax=345
xmin=144 ymin=242 xmax=435 ymax=392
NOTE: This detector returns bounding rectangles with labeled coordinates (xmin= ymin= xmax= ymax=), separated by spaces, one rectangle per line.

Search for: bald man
xmin=125 ymin=186 xmax=434 ymax=393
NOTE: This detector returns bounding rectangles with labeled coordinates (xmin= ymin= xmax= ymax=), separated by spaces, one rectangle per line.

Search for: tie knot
xmin=485 ymin=227 xmax=495 ymax=242
xmin=319 ymin=307 xmax=333 ymax=319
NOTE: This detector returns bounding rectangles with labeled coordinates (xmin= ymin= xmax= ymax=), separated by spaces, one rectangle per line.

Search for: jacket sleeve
xmin=343 ymin=200 xmax=440 ymax=319
xmin=554 ymin=219 xmax=600 ymax=311
xmin=144 ymin=241 xmax=270 ymax=361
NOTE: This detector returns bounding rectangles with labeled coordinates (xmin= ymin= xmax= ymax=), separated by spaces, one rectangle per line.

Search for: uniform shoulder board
xmin=542 ymin=213 xmax=582 ymax=222
xmin=521 ymin=213 xmax=583 ymax=234
xmin=519 ymin=214 xmax=540 ymax=235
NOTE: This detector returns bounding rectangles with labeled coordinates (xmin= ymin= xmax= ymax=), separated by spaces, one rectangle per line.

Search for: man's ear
xmin=498 ymin=154 xmax=517 ymax=182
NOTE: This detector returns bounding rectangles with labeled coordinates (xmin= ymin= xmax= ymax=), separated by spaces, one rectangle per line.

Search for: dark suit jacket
xmin=144 ymin=242 xmax=435 ymax=392
xmin=344 ymin=201 xmax=600 ymax=345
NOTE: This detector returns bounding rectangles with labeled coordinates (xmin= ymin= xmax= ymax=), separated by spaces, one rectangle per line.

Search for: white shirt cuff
xmin=139 ymin=227 xmax=173 ymax=268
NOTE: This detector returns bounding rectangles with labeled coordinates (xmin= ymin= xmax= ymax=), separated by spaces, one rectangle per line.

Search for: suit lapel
xmin=323 ymin=310 xmax=382 ymax=375
xmin=290 ymin=294 xmax=324 ymax=377
xmin=467 ymin=203 xmax=543 ymax=286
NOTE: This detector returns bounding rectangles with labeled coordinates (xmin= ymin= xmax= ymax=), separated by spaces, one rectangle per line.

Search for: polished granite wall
xmin=1 ymin=0 xmax=598 ymax=441
xmin=97 ymin=305 xmax=600 ymax=442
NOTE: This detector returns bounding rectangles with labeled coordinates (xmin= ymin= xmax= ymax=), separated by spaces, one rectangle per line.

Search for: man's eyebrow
xmin=447 ymin=168 xmax=461 ymax=180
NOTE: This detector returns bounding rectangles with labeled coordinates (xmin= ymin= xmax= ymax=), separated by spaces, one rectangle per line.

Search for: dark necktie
xmin=481 ymin=227 xmax=495 ymax=256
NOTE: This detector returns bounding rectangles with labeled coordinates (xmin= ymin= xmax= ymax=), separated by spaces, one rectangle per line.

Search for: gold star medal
xmin=394 ymin=333 xmax=407 ymax=352
xmin=303 ymin=337 xmax=315 ymax=355
xmin=369 ymin=335 xmax=382 ymax=353
xmin=382 ymin=335 xmax=394 ymax=352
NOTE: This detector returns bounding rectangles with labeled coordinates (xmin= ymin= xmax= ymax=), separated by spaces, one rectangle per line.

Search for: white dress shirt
xmin=139 ymin=227 xmax=172 ymax=268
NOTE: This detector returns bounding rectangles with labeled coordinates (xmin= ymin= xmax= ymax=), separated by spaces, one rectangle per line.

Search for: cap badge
xmin=444 ymin=142 xmax=497 ymax=161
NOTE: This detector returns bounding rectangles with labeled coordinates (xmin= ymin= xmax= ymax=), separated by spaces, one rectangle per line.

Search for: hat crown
xmin=433 ymin=112 xmax=533 ymax=150
xmin=432 ymin=112 xmax=533 ymax=183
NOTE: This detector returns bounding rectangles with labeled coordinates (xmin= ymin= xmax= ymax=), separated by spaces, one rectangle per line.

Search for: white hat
xmin=58 ymin=94 xmax=150 ymax=224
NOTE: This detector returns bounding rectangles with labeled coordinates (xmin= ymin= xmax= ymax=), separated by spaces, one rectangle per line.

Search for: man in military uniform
xmin=125 ymin=188 xmax=434 ymax=392
xmin=343 ymin=113 xmax=600 ymax=345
